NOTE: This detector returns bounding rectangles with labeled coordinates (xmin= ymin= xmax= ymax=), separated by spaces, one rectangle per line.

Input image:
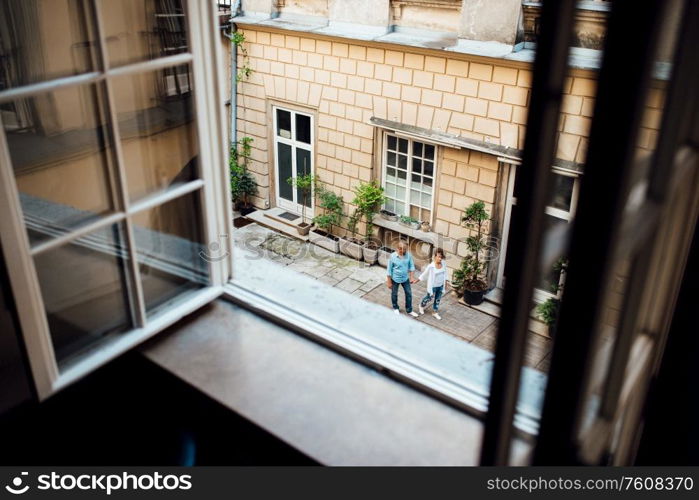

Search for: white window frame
xmin=272 ymin=106 xmax=315 ymax=217
xmin=496 ymin=163 xmax=580 ymax=302
xmin=0 ymin=1 xmax=231 ymax=399
xmin=381 ymin=132 xmax=437 ymax=224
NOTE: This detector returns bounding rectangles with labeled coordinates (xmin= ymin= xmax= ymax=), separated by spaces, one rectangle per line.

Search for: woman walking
xmin=417 ymin=248 xmax=448 ymax=320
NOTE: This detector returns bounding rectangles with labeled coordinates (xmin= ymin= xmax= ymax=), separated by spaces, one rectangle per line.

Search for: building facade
xmin=226 ymin=0 xmax=663 ymax=305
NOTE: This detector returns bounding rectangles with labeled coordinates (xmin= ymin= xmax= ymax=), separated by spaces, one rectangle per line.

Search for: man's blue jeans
xmin=391 ymin=279 xmax=413 ymax=313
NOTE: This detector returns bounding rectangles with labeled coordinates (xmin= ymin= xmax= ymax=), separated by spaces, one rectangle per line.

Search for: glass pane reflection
xmin=4 ymin=83 xmax=116 ymax=247
xmin=98 ymin=0 xmax=190 ymax=68
xmin=34 ymin=223 xmax=132 ymax=364
xmin=0 ymin=0 xmax=97 ymax=88
xmin=112 ymin=67 xmax=199 ymax=202
xmin=132 ymin=190 xmax=209 ymax=317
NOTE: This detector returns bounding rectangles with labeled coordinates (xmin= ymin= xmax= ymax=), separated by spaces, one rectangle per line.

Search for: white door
xmin=273 ymin=107 xmax=314 ymax=217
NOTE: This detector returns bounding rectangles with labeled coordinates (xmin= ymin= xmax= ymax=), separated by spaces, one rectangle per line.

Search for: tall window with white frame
xmin=273 ymin=107 xmax=314 ymax=216
xmin=382 ymin=133 xmax=436 ymax=224
xmin=0 ymin=0 xmax=224 ymax=397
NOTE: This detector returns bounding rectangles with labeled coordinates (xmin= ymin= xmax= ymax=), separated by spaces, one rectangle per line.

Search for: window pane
xmin=396 ymin=169 xmax=407 ymax=185
xmin=550 ymin=173 xmax=575 ymax=211
xmin=386 ymin=167 xmax=396 ymax=181
xmin=276 ymin=109 xmax=291 ymax=139
xmin=413 ymin=142 xmax=423 ymax=157
xmin=296 ymin=148 xmax=312 ymax=208
xmin=295 ymin=114 xmax=311 ymax=144
xmin=387 ymin=135 xmax=396 ymax=151
xmin=412 ymin=157 xmax=422 ymax=174
xmin=99 ymin=0 xmax=190 ymax=67
xmin=411 ymin=189 xmax=421 ymax=205
xmin=422 ymin=192 xmax=431 ymax=208
xmin=396 ymin=185 xmax=406 ymax=201
xmin=398 ymin=154 xmax=407 ymax=170
xmin=398 ymin=138 xmax=408 ymax=154
xmin=424 ymin=144 xmax=435 ymax=159
xmin=4 ymin=83 xmax=116 ymax=247
xmin=395 ymin=201 xmax=405 ymax=215
xmin=385 ymin=183 xmax=396 ymax=198
xmin=277 ymin=142 xmax=293 ymax=201
xmin=411 ymin=173 xmax=422 ymax=188
xmin=387 ymin=152 xmax=396 ymax=167
xmin=133 ymin=191 xmax=209 ymax=317
xmin=33 ymin=223 xmax=132 ymax=364
xmin=385 ymin=199 xmax=395 ymax=213
xmin=424 ymin=161 xmax=434 ymax=177
xmin=112 ymin=67 xmax=199 ymax=202
xmin=0 ymin=0 xmax=97 ymax=88
xmin=423 ymin=177 xmax=433 ymax=189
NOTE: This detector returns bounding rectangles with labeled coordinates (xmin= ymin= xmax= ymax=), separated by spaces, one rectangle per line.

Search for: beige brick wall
xmin=233 ymin=27 xmax=664 ymax=239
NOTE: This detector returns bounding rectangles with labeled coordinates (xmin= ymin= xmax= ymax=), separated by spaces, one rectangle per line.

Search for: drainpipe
xmin=228 ymin=0 xmax=242 ymax=147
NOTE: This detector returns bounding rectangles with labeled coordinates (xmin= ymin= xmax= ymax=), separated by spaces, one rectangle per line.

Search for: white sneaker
xmin=418 ymin=305 xmax=425 ymax=315
xmin=394 ymin=309 xmax=400 ymax=315
xmin=432 ymin=312 xmax=442 ymax=320
xmin=409 ymin=311 xmax=419 ymax=318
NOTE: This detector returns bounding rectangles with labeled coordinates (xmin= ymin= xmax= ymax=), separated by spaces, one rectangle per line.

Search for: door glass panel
xmin=550 ymin=173 xmax=575 ymax=211
xmin=33 ymin=223 xmax=132 ymax=365
xmin=276 ymin=109 xmax=291 ymax=139
xmin=99 ymin=0 xmax=190 ymax=67
xmin=295 ymin=114 xmax=311 ymax=144
xmin=0 ymin=0 xmax=98 ymax=88
xmin=277 ymin=142 xmax=293 ymax=201
xmin=536 ymin=214 xmax=570 ymax=293
xmin=4 ymin=83 xmax=116 ymax=247
xmin=132 ymin=190 xmax=208 ymax=318
xmin=112 ymin=67 xmax=199 ymax=202
xmin=296 ymin=148 xmax=312 ymax=208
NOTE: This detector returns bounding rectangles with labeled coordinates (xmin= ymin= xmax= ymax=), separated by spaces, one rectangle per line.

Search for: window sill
xmin=140 ymin=298 xmax=533 ymax=465
xmin=373 ymin=215 xmax=459 ymax=254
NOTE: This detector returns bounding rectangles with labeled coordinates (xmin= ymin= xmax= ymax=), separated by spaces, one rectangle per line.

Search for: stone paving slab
xmin=232 ymin=221 xmax=552 ymax=371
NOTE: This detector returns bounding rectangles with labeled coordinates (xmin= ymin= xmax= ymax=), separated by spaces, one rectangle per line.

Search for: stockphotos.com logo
xmin=4 ymin=472 xmax=192 ymax=496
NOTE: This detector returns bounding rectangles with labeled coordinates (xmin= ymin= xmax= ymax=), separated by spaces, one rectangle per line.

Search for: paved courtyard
xmin=232 ymin=220 xmax=552 ymax=371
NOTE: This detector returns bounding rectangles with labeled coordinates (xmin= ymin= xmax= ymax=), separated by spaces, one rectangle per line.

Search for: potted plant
xmin=452 ymin=201 xmax=490 ymax=305
xmin=310 ymin=184 xmax=343 ymax=253
xmin=377 ymin=245 xmax=394 ymax=267
xmin=339 ymin=209 xmax=364 ymax=260
xmin=536 ymin=298 xmax=560 ymax=338
xmin=380 ymin=209 xmax=398 ymax=222
xmin=420 ymin=220 xmax=431 ymax=232
xmin=286 ymin=173 xmax=315 ymax=236
xmin=535 ymin=257 xmax=568 ymax=338
xmin=230 ymin=137 xmax=257 ymax=216
xmin=352 ymin=180 xmax=385 ymax=264
xmin=399 ymin=215 xmax=420 ymax=230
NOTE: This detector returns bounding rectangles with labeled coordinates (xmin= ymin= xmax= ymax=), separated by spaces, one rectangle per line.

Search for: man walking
xmin=386 ymin=240 xmax=419 ymax=317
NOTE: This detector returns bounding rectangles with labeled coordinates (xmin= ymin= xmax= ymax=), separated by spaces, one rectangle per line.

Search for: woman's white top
xmin=419 ymin=262 xmax=447 ymax=291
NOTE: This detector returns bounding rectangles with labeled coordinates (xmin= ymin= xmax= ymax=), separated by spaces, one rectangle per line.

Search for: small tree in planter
xmin=352 ymin=180 xmax=385 ymax=264
xmin=452 ymin=201 xmax=490 ymax=305
xmin=230 ymin=137 xmax=257 ymax=215
xmin=286 ymin=173 xmax=315 ymax=236
xmin=310 ymin=184 xmax=343 ymax=252
xmin=340 ymin=208 xmax=364 ymax=260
